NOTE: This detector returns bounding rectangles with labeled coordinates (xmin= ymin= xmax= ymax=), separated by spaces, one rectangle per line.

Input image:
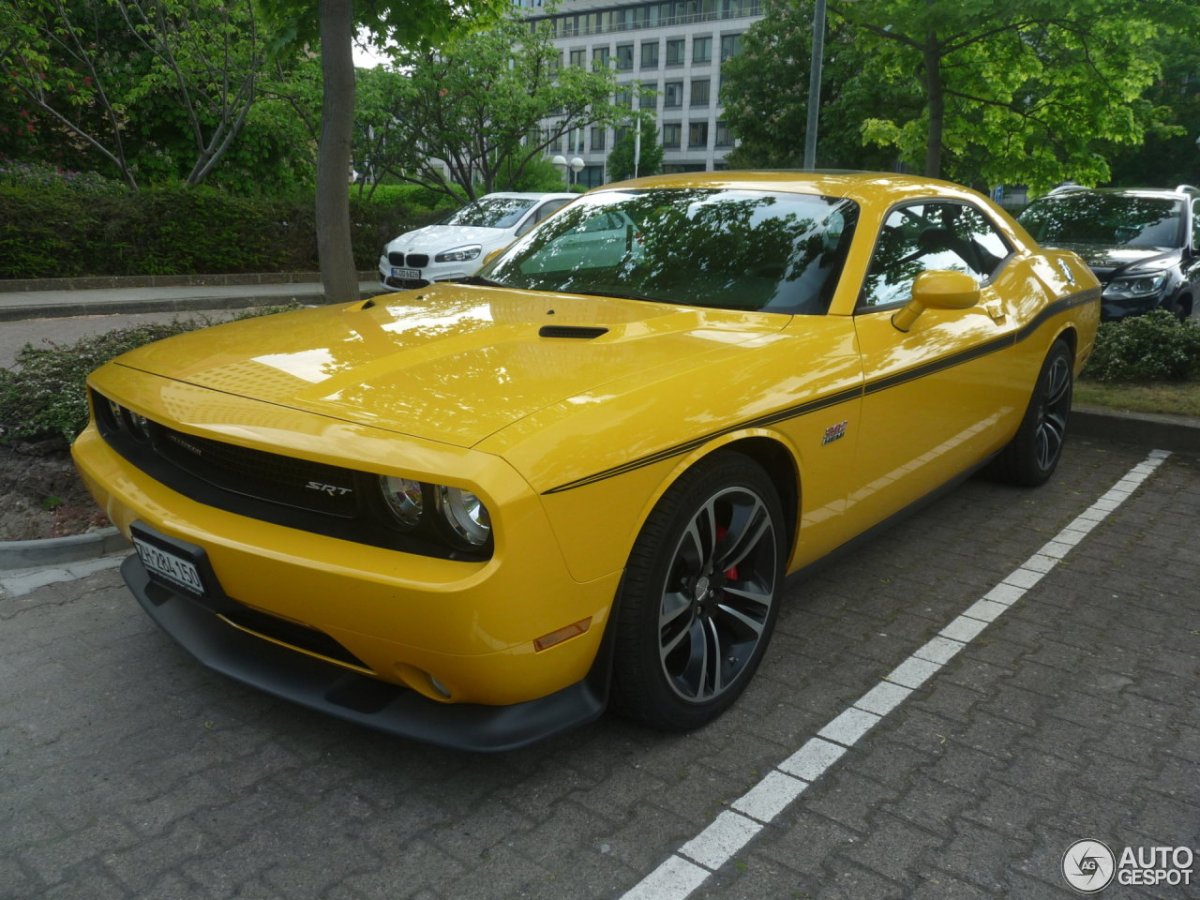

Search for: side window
xmin=860 ymin=202 xmax=1011 ymax=309
xmin=536 ymin=198 xmax=571 ymax=223
xmin=1193 ymin=200 xmax=1200 ymax=250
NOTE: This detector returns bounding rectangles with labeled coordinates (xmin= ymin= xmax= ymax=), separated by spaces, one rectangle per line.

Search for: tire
xmin=989 ymin=338 xmax=1073 ymax=486
xmin=611 ymin=451 xmax=786 ymax=731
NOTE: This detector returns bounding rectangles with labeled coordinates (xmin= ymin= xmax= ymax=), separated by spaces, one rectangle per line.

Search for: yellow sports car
xmin=72 ymin=172 xmax=1100 ymax=750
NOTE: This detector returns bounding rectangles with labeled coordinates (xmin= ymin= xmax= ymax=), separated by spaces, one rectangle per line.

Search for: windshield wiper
xmin=452 ymin=275 xmax=503 ymax=287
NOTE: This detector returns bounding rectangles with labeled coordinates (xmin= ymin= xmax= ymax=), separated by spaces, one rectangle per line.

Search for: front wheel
xmin=989 ymin=338 xmax=1073 ymax=486
xmin=611 ymin=452 xmax=785 ymax=731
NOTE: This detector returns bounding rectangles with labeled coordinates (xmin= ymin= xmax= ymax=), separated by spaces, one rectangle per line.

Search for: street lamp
xmin=569 ymin=156 xmax=584 ymax=188
xmin=552 ymin=154 xmax=568 ymax=187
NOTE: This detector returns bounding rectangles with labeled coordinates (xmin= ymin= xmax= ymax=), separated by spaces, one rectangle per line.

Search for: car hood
xmin=1046 ymin=243 xmax=1178 ymax=277
xmin=385 ymin=224 xmax=512 ymax=254
xmin=113 ymin=284 xmax=791 ymax=448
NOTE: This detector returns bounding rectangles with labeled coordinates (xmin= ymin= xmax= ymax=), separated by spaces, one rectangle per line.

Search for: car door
xmin=849 ymin=200 xmax=1029 ymax=524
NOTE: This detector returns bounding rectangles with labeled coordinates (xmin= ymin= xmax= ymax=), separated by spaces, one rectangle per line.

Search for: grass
xmin=1076 ymin=380 xmax=1200 ymax=418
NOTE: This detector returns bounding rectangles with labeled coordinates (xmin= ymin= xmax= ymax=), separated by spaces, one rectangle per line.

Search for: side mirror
xmin=892 ymin=270 xmax=980 ymax=332
xmin=481 ymin=247 xmax=506 ymax=268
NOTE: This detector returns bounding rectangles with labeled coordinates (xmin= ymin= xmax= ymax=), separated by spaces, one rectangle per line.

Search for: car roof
xmin=592 ymin=170 xmax=994 ymax=208
xmin=1039 ymin=184 xmax=1198 ymax=201
xmin=477 ymin=191 xmax=577 ymax=202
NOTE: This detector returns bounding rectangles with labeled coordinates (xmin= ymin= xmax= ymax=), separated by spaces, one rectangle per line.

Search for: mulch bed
xmin=0 ymin=441 xmax=109 ymax=541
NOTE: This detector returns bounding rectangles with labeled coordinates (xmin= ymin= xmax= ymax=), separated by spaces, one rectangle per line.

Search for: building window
xmin=690 ymin=78 xmax=710 ymax=107
xmin=591 ymin=126 xmax=606 ymax=151
xmin=720 ymin=33 xmax=742 ymax=61
xmin=715 ymin=120 xmax=732 ymax=147
xmin=689 ymin=121 xmax=709 ymax=149
xmin=662 ymin=123 xmax=682 ymax=149
xmin=663 ymin=81 xmax=683 ymax=108
xmin=593 ymin=46 xmax=610 ymax=69
xmin=666 ymin=38 xmax=685 ymax=66
xmin=616 ymin=43 xmax=634 ymax=71
xmin=693 ymin=35 xmax=712 ymax=64
xmin=641 ymin=40 xmax=659 ymax=69
xmin=614 ymin=126 xmax=630 ymax=145
xmin=569 ymin=48 xmax=585 ymax=68
xmin=615 ymin=86 xmax=634 ymax=109
xmin=639 ymin=83 xmax=658 ymax=110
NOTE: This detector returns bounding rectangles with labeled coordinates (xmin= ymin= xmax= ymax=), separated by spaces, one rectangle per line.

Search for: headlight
xmin=128 ymin=411 xmax=152 ymax=441
xmin=434 ymin=245 xmax=482 ymax=263
xmin=380 ymin=476 xmax=425 ymax=528
xmin=436 ymin=486 xmax=492 ymax=547
xmin=1102 ymin=272 xmax=1167 ymax=300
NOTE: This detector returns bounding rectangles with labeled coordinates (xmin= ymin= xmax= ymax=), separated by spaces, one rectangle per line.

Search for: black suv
xmin=1017 ymin=184 xmax=1200 ymax=321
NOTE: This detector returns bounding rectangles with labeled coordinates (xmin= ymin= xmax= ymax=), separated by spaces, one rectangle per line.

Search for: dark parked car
xmin=1017 ymin=184 xmax=1200 ymax=320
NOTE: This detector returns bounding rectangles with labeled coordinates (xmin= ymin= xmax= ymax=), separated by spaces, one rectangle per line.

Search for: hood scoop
xmin=538 ymin=325 xmax=609 ymax=340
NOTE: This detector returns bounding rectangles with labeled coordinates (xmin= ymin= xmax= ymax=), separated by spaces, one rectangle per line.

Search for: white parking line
xmin=622 ymin=449 xmax=1172 ymax=899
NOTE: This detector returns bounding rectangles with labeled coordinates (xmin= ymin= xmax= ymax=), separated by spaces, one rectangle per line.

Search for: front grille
xmin=156 ymin=428 xmax=358 ymax=518
xmin=386 ymin=252 xmax=430 ymax=268
xmin=92 ymin=389 xmax=490 ymax=560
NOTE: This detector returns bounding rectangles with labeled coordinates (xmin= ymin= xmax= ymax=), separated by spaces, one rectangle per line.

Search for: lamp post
xmin=803 ymin=0 xmax=826 ymax=169
xmin=569 ymin=156 xmax=584 ymax=188
xmin=552 ymin=154 xmax=568 ymax=187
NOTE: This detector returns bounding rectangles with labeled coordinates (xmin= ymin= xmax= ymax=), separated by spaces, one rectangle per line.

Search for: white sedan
xmin=378 ymin=192 xmax=577 ymax=290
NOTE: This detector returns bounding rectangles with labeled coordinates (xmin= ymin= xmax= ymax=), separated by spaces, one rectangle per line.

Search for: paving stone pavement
xmin=1 ymin=436 xmax=1197 ymax=899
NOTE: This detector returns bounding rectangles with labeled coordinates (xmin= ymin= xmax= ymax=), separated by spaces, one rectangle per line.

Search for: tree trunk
xmin=922 ymin=31 xmax=944 ymax=178
xmin=316 ymin=0 xmax=359 ymax=303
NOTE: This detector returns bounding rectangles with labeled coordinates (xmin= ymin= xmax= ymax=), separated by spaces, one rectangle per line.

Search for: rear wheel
xmin=989 ymin=338 xmax=1073 ymax=486
xmin=611 ymin=452 xmax=785 ymax=731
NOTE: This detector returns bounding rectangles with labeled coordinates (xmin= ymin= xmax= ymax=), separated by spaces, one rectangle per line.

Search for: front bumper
xmin=377 ymin=255 xmax=473 ymax=290
xmin=121 ymin=554 xmax=607 ymax=751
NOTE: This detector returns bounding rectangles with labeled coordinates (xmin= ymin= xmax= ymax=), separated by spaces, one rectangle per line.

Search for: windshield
xmin=444 ymin=197 xmax=537 ymax=229
xmin=482 ymin=188 xmax=859 ymax=315
xmin=1018 ymin=194 xmax=1184 ymax=249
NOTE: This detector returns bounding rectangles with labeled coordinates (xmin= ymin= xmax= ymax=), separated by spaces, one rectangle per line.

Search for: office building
xmin=515 ymin=0 xmax=764 ymax=187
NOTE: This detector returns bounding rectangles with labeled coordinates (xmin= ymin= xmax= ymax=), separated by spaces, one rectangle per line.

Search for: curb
xmin=1071 ymin=404 xmax=1200 ymax=455
xmin=0 ymin=283 xmax=387 ymax=322
xmin=0 ymin=527 xmax=129 ymax=571
xmin=0 ymin=271 xmax=379 ymax=293
xmin=1 ymin=406 xmax=1196 ymax=573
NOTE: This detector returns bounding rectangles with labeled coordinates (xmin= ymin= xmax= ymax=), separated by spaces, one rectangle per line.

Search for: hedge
xmin=0 ymin=183 xmax=444 ymax=279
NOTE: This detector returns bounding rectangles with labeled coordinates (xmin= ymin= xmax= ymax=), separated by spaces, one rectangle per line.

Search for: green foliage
xmin=0 ymin=183 xmax=443 ymax=278
xmin=0 ymin=307 xmax=299 ymax=445
xmin=1 ymin=0 xmax=276 ymax=189
xmin=722 ymin=0 xmax=913 ymax=170
xmin=607 ymin=118 xmax=664 ymax=182
xmin=497 ymin=156 xmax=571 ymax=193
xmin=379 ymin=10 xmax=618 ymax=201
xmin=1082 ymin=311 xmax=1200 ymax=383
xmin=725 ymin=0 xmax=1197 ymax=190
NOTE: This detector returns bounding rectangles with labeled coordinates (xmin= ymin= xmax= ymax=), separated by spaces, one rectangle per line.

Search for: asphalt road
xmin=2 ymin=435 xmax=1197 ymax=899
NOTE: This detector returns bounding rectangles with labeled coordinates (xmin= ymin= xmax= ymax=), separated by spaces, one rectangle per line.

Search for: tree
xmin=720 ymin=0 xmax=916 ymax=171
xmin=0 ymin=0 xmax=270 ymax=189
xmin=378 ymin=10 xmax=618 ymax=202
xmin=264 ymin=0 xmax=505 ymax=303
xmin=607 ymin=115 xmax=663 ymax=182
xmin=724 ymin=0 xmax=1196 ymax=190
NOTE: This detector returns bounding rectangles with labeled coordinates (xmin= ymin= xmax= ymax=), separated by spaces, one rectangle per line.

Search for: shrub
xmin=0 ymin=183 xmax=445 ymax=279
xmin=0 ymin=307 xmax=298 ymax=446
xmin=1081 ymin=310 xmax=1200 ymax=383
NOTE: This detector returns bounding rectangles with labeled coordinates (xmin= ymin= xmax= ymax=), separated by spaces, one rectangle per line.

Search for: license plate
xmin=133 ymin=536 xmax=206 ymax=597
xmin=391 ymin=267 xmax=420 ymax=279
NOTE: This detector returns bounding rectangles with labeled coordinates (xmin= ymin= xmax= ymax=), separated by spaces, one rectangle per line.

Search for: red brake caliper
xmin=715 ymin=527 xmax=739 ymax=582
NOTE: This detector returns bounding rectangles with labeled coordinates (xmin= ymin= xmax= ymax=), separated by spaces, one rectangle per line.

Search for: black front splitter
xmin=120 ymin=554 xmax=607 ymax=752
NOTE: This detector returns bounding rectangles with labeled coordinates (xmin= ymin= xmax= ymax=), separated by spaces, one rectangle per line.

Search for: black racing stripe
xmin=542 ymin=385 xmax=863 ymax=494
xmin=541 ymin=286 xmax=1101 ymax=495
xmin=864 ymin=333 xmax=1014 ymax=396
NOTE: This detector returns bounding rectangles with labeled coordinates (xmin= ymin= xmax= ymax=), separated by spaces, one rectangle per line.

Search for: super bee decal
xmin=822 ymin=421 xmax=848 ymax=445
